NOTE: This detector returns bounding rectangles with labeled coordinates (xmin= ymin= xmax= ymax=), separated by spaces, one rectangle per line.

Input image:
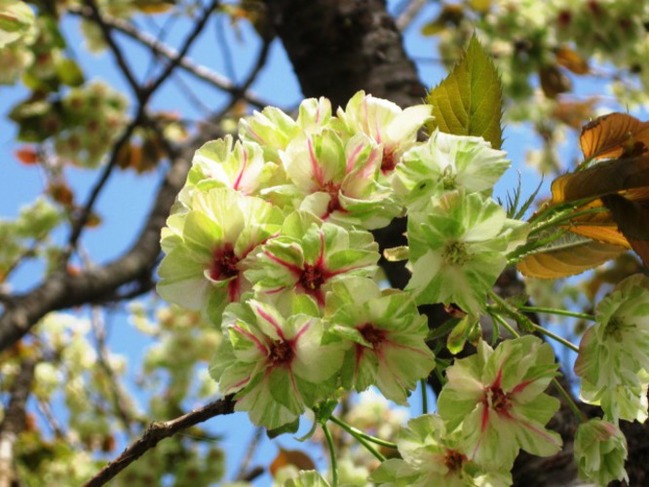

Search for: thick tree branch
xmin=0 ymin=142 xmax=191 ymax=351
xmin=83 ymin=395 xmax=235 ymax=487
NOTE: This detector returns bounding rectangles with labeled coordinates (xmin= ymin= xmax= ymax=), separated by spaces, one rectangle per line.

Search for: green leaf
xmin=426 ymin=35 xmax=503 ymax=149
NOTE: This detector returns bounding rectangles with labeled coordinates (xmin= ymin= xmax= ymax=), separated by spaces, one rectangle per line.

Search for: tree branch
xmin=67 ymin=6 xmax=270 ymax=109
xmin=0 ymin=139 xmax=192 ymax=351
xmin=83 ymin=395 xmax=236 ymax=487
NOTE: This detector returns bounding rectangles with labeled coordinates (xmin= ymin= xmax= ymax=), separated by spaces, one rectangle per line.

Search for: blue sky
xmin=0 ymin=1 xmax=617 ymax=484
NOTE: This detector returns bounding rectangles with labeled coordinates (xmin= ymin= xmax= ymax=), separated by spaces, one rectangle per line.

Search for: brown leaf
xmin=555 ymin=46 xmax=589 ymax=74
xmin=15 ymin=147 xmax=39 ymax=165
xmin=551 ymin=155 xmax=649 ymax=204
xmin=565 ymin=199 xmax=629 ymax=248
xmin=551 ymin=98 xmax=595 ymax=130
xmin=48 ymin=182 xmax=74 ymax=207
xmin=539 ymin=65 xmax=571 ymax=99
xmin=579 ymin=112 xmax=649 ymax=160
xmin=517 ymin=238 xmax=626 ymax=279
xmin=269 ymin=448 xmax=316 ymax=478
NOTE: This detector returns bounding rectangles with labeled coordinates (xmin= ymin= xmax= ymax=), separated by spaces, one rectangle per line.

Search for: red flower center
xmin=210 ymin=243 xmax=239 ymax=280
xmin=488 ymin=385 xmax=511 ymax=414
xmin=380 ymin=147 xmax=397 ymax=173
xmin=300 ymin=263 xmax=325 ymax=291
xmin=268 ymin=339 xmax=294 ymax=366
xmin=443 ymin=449 xmax=466 ymax=473
xmin=358 ymin=323 xmax=387 ymax=348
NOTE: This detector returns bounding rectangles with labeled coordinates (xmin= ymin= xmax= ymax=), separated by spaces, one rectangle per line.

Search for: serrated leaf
xmin=426 ymin=35 xmax=503 ymax=149
xmin=517 ymin=234 xmax=626 ymax=279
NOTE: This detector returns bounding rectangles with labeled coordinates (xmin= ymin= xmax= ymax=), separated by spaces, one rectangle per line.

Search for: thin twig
xmin=143 ymin=0 xmax=219 ymax=98
xmin=67 ymin=6 xmax=269 ymax=108
xmin=396 ymin=0 xmax=427 ymax=31
xmin=83 ymin=395 xmax=236 ymax=487
xmin=234 ymin=426 xmax=264 ymax=481
xmin=83 ymin=0 xmax=142 ymax=95
xmin=90 ymin=306 xmax=139 ymax=433
xmin=211 ymin=35 xmax=272 ymax=121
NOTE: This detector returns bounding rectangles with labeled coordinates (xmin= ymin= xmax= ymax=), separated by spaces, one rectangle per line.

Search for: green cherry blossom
xmin=371 ymin=414 xmax=512 ymax=487
xmin=239 ymin=97 xmax=332 ymax=163
xmin=210 ymin=297 xmax=344 ymax=430
xmin=395 ymin=130 xmax=510 ymax=210
xmin=325 ymin=278 xmax=435 ymax=404
xmin=406 ymin=191 xmax=528 ymax=314
xmin=280 ymin=129 xmax=401 ymax=229
xmin=181 ymin=135 xmax=281 ymax=204
xmin=333 ymin=90 xmax=432 ymax=178
xmin=437 ymin=336 xmax=562 ymax=470
xmin=574 ymin=273 xmax=649 ymax=422
xmin=574 ymin=419 xmax=628 ymax=486
xmin=157 ymin=187 xmax=283 ymax=325
xmin=245 ymin=211 xmax=379 ymax=308
xmin=282 ymin=470 xmax=331 ymax=487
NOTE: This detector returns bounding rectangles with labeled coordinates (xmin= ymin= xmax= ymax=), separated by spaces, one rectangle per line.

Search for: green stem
xmin=420 ymin=379 xmax=429 ymax=415
xmin=529 ymin=323 xmax=580 ymax=353
xmin=489 ymin=309 xmax=521 ymax=339
xmin=322 ymin=422 xmax=338 ymax=487
xmin=552 ymin=378 xmax=588 ymax=423
xmin=529 ymin=205 xmax=607 ymax=236
xmin=518 ymin=306 xmax=595 ymax=322
xmin=329 ymin=416 xmax=390 ymax=460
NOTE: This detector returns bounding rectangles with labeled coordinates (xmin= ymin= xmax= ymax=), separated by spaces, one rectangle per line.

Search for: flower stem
xmin=329 ymin=416 xmax=391 ymax=460
xmin=552 ymin=378 xmax=588 ymax=423
xmin=322 ymin=422 xmax=338 ymax=487
xmin=420 ymin=379 xmax=429 ymax=415
xmin=529 ymin=323 xmax=580 ymax=353
xmin=518 ymin=306 xmax=595 ymax=322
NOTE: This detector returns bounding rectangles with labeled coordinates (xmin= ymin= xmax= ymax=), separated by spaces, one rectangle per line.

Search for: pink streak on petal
xmin=233 ymin=146 xmax=248 ymax=191
xmin=233 ymin=324 xmax=268 ymax=355
xmin=346 ymin=141 xmax=363 ymax=173
xmin=491 ymin=364 xmax=504 ymax=389
xmin=511 ymin=379 xmax=534 ymax=395
xmin=308 ymin=136 xmax=325 ymax=186
xmin=262 ymin=249 xmax=303 ymax=275
xmin=315 ymin=230 xmax=326 ymax=268
xmin=294 ymin=319 xmax=312 ymax=341
xmin=254 ymin=304 xmax=286 ymax=341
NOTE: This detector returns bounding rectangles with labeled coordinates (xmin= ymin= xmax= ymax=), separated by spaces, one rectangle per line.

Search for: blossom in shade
xmin=574 ymin=419 xmax=628 ymax=486
xmin=210 ymin=297 xmax=344 ymax=430
xmin=574 ymin=273 xmax=649 ymax=422
xmin=370 ymin=414 xmax=512 ymax=487
xmin=437 ymin=336 xmax=562 ymax=470
xmin=157 ymin=187 xmax=282 ymax=325
xmin=325 ymin=278 xmax=435 ymax=404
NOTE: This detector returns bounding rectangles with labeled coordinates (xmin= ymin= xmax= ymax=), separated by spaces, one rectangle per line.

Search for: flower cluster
xmin=158 ymin=92 xmax=443 ymax=430
xmin=157 ymin=90 xmax=538 ymax=484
